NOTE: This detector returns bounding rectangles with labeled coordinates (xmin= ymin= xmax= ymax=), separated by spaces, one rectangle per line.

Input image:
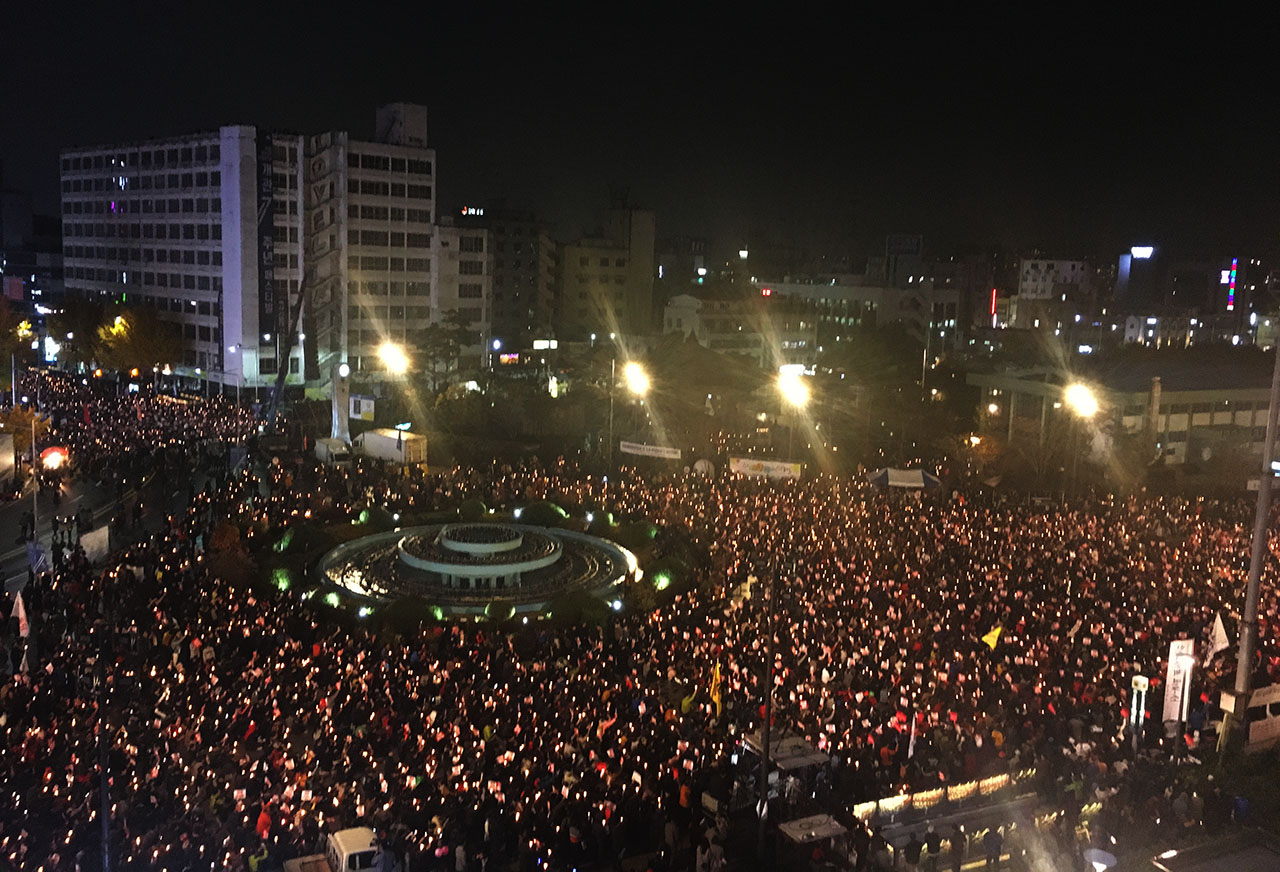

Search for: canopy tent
xmin=743 ymin=732 xmax=830 ymax=770
xmin=866 ymin=467 xmax=943 ymax=490
xmin=779 ymin=814 xmax=848 ymax=845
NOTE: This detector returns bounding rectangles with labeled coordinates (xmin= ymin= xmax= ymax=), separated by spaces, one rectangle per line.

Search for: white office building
xmin=59 ymin=104 xmax=489 ymax=390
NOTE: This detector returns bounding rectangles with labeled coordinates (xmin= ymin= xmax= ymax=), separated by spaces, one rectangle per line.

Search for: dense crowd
xmin=1 ymin=379 xmax=1276 ymax=872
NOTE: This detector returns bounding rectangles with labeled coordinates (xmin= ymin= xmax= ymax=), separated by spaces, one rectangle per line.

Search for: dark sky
xmin=4 ymin=6 xmax=1276 ymax=264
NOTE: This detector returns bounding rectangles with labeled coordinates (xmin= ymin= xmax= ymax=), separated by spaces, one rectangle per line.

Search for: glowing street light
xmin=1063 ymin=383 xmax=1099 ymax=418
xmin=622 ymin=361 xmax=650 ymax=396
xmin=609 ymin=361 xmax=651 ymax=467
xmin=777 ymin=372 xmax=810 ymax=408
xmin=1063 ymin=382 xmax=1099 ymax=498
xmin=777 ymin=372 xmax=810 ymax=459
xmin=337 ymin=362 xmax=351 ymax=379
xmin=378 ymin=341 xmax=410 ymax=375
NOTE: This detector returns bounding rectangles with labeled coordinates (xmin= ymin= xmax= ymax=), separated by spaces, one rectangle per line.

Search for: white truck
xmin=315 ymin=437 xmax=353 ymax=467
xmin=283 ymin=827 xmax=380 ymax=872
xmin=353 ymin=428 xmax=427 ymax=466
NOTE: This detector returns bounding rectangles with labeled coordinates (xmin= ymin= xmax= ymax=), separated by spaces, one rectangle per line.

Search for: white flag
xmin=1210 ymin=612 xmax=1230 ymax=657
xmin=12 ymin=592 xmax=28 ymax=638
xmin=907 ymin=715 xmax=917 ymax=759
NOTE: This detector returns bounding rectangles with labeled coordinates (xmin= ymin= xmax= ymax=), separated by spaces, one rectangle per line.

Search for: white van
xmin=283 ymin=827 xmax=379 ymax=872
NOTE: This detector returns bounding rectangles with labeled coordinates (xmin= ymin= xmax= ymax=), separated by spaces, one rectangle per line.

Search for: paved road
xmin=0 ymin=468 xmax=181 ymax=593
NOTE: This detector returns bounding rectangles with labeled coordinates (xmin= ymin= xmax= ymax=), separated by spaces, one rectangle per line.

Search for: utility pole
xmin=757 ymin=567 xmax=773 ymax=861
xmin=1227 ymin=346 xmax=1280 ymax=745
xmin=97 ymin=627 xmax=112 ymax=872
xmin=607 ymin=357 xmax=616 ymax=469
xmin=31 ymin=414 xmax=38 ymax=536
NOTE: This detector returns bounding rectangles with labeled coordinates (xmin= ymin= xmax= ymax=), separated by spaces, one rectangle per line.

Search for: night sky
xmin=5 ymin=7 xmax=1276 ymax=263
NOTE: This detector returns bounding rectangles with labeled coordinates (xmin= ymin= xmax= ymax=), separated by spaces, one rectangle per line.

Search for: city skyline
xmin=4 ymin=7 xmax=1276 ymax=263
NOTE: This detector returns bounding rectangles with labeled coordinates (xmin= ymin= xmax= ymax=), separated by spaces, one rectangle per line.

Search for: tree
xmin=414 ymin=310 xmax=478 ymax=393
xmin=96 ymin=306 xmax=182 ymax=373
xmin=0 ymin=298 xmax=37 ymax=389
xmin=48 ymin=295 xmax=108 ymax=369
xmin=0 ymin=404 xmax=52 ymax=458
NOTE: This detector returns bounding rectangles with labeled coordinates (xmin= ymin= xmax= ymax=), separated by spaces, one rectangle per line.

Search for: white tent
xmin=866 ymin=468 xmax=943 ymax=490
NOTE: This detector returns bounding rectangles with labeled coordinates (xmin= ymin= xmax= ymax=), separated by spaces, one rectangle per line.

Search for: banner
xmin=11 ymin=592 xmax=28 ymax=637
xmin=256 ymin=132 xmax=278 ymax=344
xmin=619 ymin=441 xmax=681 ymax=460
xmin=81 ymin=526 xmax=111 ymax=564
xmin=1162 ymin=638 xmax=1195 ymax=723
xmin=729 ymin=456 xmax=802 ymax=480
xmin=349 ymin=395 xmax=375 ymax=422
xmin=1210 ymin=612 xmax=1230 ymax=657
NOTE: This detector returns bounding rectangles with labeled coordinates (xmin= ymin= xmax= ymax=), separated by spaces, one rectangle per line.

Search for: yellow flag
xmin=710 ymin=662 xmax=723 ymax=718
xmin=982 ymin=625 xmax=1002 ymax=650
xmin=681 ymin=686 xmax=699 ymax=714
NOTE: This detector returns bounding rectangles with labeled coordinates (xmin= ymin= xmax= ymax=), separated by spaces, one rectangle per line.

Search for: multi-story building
xmin=59 ymin=104 xmax=486 ymax=389
xmin=663 ymin=293 xmax=817 ymax=369
xmin=456 ymin=205 xmax=555 ymax=348
xmin=1017 ymin=258 xmax=1091 ymax=301
xmin=1 ymin=174 xmax=63 ymax=307
xmin=305 ymin=104 xmax=442 ymax=378
xmin=555 ymin=208 xmax=655 ymax=340
xmin=433 ymin=217 xmax=493 ymax=361
xmin=969 ymin=354 xmax=1275 ymax=468
xmin=60 ymin=128 xmax=307 ymax=390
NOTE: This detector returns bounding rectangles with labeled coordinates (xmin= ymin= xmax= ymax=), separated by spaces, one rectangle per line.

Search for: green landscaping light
xmin=324 ymin=592 xmax=341 ymax=608
xmin=272 ymin=568 xmax=291 ymax=592
xmin=431 ymin=606 xmax=445 ymax=622
xmin=653 ymin=571 xmax=672 ymax=591
xmin=273 ymin=529 xmax=294 ymax=553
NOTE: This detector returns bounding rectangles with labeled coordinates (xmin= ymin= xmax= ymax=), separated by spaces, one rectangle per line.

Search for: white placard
xmin=619 ymin=441 xmax=681 ymax=460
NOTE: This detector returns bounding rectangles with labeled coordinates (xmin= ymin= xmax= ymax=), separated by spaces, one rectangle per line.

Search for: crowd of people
xmin=1 ymin=376 xmax=1276 ymax=872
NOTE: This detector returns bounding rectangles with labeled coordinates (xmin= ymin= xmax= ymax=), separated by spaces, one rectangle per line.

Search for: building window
xmin=458 ymin=260 xmax=484 ymax=275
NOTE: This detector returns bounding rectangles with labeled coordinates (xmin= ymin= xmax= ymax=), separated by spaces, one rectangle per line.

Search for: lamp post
xmin=31 ymin=414 xmax=38 ymax=537
xmin=1063 ymin=383 xmax=1098 ymax=498
xmin=607 ymin=360 xmax=649 ymax=468
xmin=1224 ymin=342 xmax=1280 ymax=749
xmin=377 ymin=341 xmax=410 ymax=377
xmin=777 ymin=371 xmax=810 ymax=460
xmin=331 ymin=361 xmax=352 ymax=443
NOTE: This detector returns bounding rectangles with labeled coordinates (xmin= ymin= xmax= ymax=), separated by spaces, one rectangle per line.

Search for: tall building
xmin=1115 ymin=245 xmax=1160 ymax=311
xmin=555 ymin=208 xmax=655 ymax=340
xmin=433 ymin=217 xmax=493 ymax=357
xmin=456 ymin=205 xmax=555 ymax=347
xmin=305 ymin=104 xmax=444 ymax=378
xmin=58 ymin=104 xmax=487 ymax=389
xmin=2 ymin=167 xmax=63 ymax=306
xmin=60 ymin=128 xmax=306 ymax=389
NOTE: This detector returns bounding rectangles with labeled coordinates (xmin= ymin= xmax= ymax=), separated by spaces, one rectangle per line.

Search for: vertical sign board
xmin=349 ymin=395 xmax=375 ymax=422
xmin=1162 ymin=639 xmax=1195 ymax=723
xmin=1247 ymin=683 xmax=1280 ymax=747
xmin=256 ymin=133 xmax=277 ymax=346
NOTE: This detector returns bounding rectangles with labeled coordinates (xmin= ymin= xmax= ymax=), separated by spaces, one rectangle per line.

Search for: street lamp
xmin=1064 ymin=383 xmax=1099 ymax=418
xmin=777 ymin=372 xmax=809 ymax=459
xmin=608 ymin=360 xmax=649 ymax=467
xmin=1063 ymin=382 xmax=1099 ymax=497
xmin=623 ymin=361 xmax=650 ymax=396
xmin=378 ymin=341 xmax=410 ymax=376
